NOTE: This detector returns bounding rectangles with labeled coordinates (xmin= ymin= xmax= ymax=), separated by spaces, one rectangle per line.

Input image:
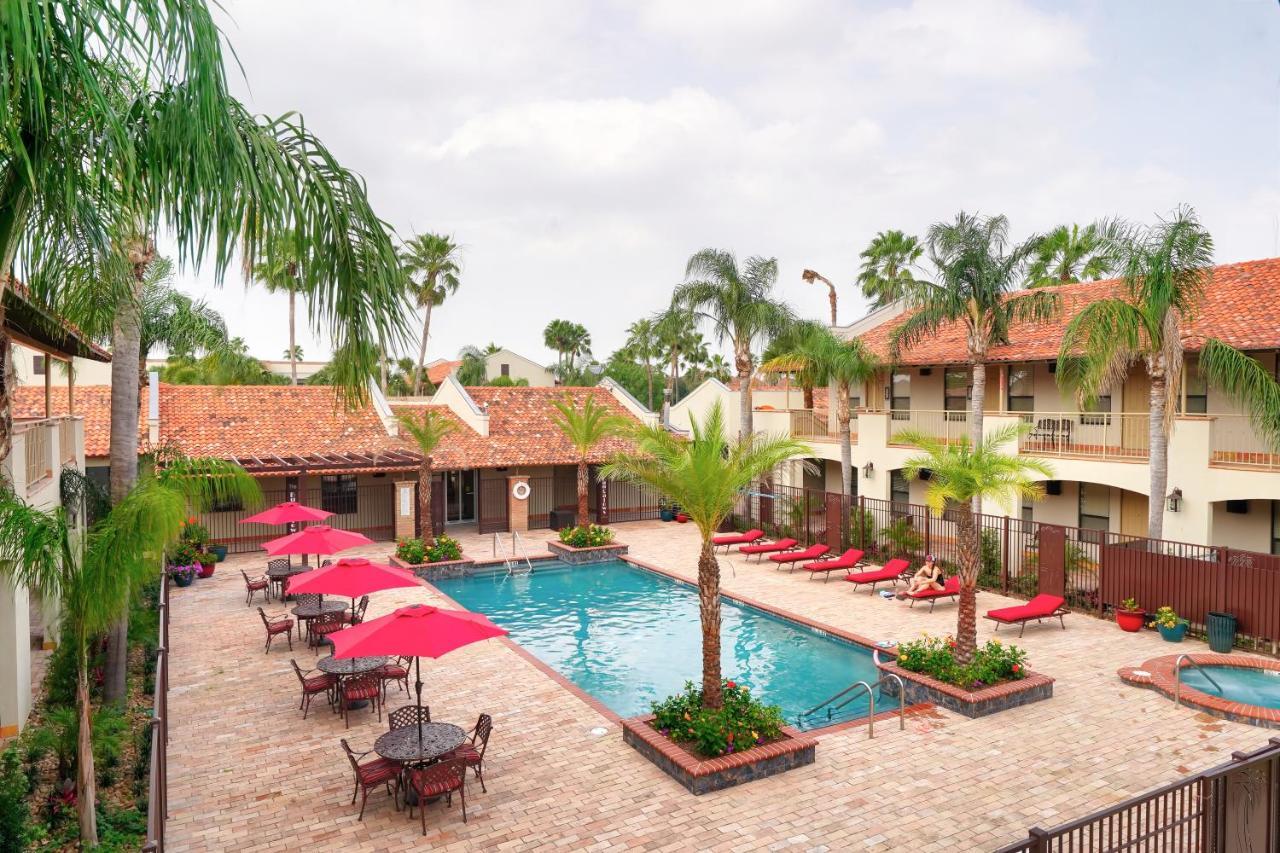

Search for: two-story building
xmin=671 ymin=257 xmax=1280 ymax=552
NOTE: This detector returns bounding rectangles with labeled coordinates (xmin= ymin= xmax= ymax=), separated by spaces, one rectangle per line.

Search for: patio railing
xmin=887 ymin=409 xmax=968 ymax=445
xmin=58 ymin=417 xmax=76 ymax=463
xmin=995 ymin=737 xmax=1280 ymax=852
xmin=142 ymin=572 xmax=171 ymax=852
xmin=1015 ymin=410 xmax=1150 ymax=461
xmin=1209 ymin=413 xmax=1280 ymax=471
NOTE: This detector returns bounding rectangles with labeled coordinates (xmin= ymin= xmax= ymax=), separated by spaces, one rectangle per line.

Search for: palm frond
xmin=1199 ymin=339 xmax=1280 ymax=449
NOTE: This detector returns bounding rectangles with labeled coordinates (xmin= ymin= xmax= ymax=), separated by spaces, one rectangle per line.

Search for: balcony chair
xmin=240 ymin=569 xmax=270 ymax=606
xmin=289 ymin=659 xmax=337 ymax=719
xmin=339 ymin=738 xmax=400 ymax=820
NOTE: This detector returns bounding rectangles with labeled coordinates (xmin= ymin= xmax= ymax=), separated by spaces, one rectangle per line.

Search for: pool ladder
xmin=1174 ymin=653 xmax=1224 ymax=706
xmin=797 ymin=651 xmax=906 ymax=738
xmin=493 ymin=531 xmax=535 ymax=576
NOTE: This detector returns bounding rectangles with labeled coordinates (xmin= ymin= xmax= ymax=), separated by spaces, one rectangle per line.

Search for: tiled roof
xmin=3 ymin=278 xmax=112 ymax=362
xmin=427 ymin=360 xmax=462 ymax=386
xmin=13 ymin=385 xmax=126 ymax=457
xmin=857 ymin=257 xmax=1280 ymax=366
xmin=392 ymin=386 xmax=642 ymax=470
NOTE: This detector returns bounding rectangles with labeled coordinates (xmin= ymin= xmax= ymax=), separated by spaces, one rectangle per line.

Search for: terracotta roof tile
xmin=857 ymin=257 xmax=1280 ymax=366
xmin=426 ymin=360 xmax=462 ymax=386
xmin=13 ymin=385 xmax=127 ymax=457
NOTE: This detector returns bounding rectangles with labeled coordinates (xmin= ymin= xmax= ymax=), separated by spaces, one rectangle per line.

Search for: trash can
xmin=1206 ymin=611 xmax=1237 ymax=653
xmin=548 ymin=509 xmax=576 ymax=531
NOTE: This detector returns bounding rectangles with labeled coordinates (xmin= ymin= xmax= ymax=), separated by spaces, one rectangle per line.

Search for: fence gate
xmin=477 ymin=478 xmax=509 ymax=534
xmin=1036 ymin=524 xmax=1066 ymax=598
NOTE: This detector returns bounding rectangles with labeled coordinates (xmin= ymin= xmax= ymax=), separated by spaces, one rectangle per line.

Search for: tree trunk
xmin=838 ymin=383 xmax=853 ymax=495
xmin=803 ymin=383 xmax=814 ymax=410
xmin=697 ymin=537 xmax=723 ymax=708
xmin=104 ymin=239 xmax=151 ymax=705
xmin=1148 ymin=358 xmax=1169 ymax=540
xmin=379 ymin=354 xmax=387 ymax=395
xmin=826 ymin=285 xmax=837 ymax=326
xmin=953 ymin=507 xmax=980 ymax=665
xmin=418 ymin=459 xmax=434 ymax=545
xmin=736 ymin=345 xmax=754 ymax=440
xmin=75 ymin=651 xmax=98 ymax=846
xmin=412 ymin=300 xmax=433 ymax=396
xmin=969 ymin=356 xmax=986 ymax=515
xmin=576 ymin=460 xmax=588 ymax=527
xmin=288 ymin=287 xmax=297 ymax=385
xmin=644 ymin=359 xmax=653 ymax=410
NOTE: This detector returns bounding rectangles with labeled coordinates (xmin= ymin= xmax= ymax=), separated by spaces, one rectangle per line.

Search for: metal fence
xmin=527 ymin=476 xmax=555 ymax=529
xmin=1016 ymin=411 xmax=1150 ymax=461
xmin=996 ymin=738 xmax=1280 ymax=852
xmin=142 ymin=574 xmax=170 ymax=852
xmin=478 ymin=478 xmax=509 ymax=534
xmin=603 ymin=478 xmax=664 ymax=523
xmin=198 ymin=483 xmax=396 ymax=553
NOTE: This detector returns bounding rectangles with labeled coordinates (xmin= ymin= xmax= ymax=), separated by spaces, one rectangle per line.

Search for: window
xmin=944 ymin=368 xmax=969 ymax=421
xmin=500 ymin=363 xmax=510 ymax=377
xmin=1007 ymin=367 xmax=1034 ymax=412
xmin=1273 ymin=502 xmax=1280 ymax=557
xmin=321 ymin=474 xmax=358 ymax=515
xmin=891 ymin=372 xmax=910 ymax=420
xmin=1078 ymin=483 xmax=1110 ymax=537
xmin=890 ymin=470 xmax=910 ymax=506
xmin=32 ymin=355 xmax=45 ymax=376
xmin=1021 ymin=495 xmax=1034 ymax=524
xmin=1081 ymin=394 xmax=1112 ymax=425
xmin=1184 ymin=368 xmax=1208 ymax=414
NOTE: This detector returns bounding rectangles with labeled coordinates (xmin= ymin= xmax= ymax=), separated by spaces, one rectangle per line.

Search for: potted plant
xmin=1116 ymin=597 xmax=1145 ymax=633
xmin=659 ymin=499 xmax=677 ymax=523
xmin=169 ymin=564 xmax=198 ymax=588
xmin=1149 ymin=605 xmax=1189 ymax=642
xmin=208 ymin=542 xmax=228 ymax=562
xmin=195 ymin=551 xmax=217 ymax=579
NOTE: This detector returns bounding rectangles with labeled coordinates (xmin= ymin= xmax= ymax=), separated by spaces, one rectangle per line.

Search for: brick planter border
xmin=547 ymin=540 xmax=629 ymax=564
xmin=389 ymin=554 xmax=476 ymax=581
xmin=877 ymin=661 xmax=1053 ymax=718
xmin=1118 ymin=653 xmax=1280 ymax=728
xmin=621 ymin=715 xmax=816 ymax=795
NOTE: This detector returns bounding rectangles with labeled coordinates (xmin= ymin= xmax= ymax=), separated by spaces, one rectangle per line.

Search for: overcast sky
xmin=167 ymin=0 xmax=1280 ymax=368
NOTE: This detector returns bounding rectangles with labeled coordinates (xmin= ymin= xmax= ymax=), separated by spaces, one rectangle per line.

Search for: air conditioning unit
xmin=1226 ymin=500 xmax=1249 ymax=514
xmin=919 ymin=367 xmax=933 ymax=376
xmin=1045 ymin=480 xmax=1063 ymax=496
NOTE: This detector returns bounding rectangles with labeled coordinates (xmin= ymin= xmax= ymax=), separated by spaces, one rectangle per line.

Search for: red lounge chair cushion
xmin=907 ymin=576 xmax=961 ymax=599
xmin=769 ymin=545 xmax=830 ymax=563
xmin=987 ymin=594 xmax=1066 ymax=623
xmin=844 ymin=559 xmax=910 ymax=583
xmin=802 ymin=549 xmax=865 ymax=572
xmin=713 ymin=529 xmax=764 ymax=546
xmin=739 ymin=538 xmax=798 ymax=555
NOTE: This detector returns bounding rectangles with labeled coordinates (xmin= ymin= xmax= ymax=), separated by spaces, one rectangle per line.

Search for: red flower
xmin=1012 ymin=664 xmax=1021 ymax=673
xmin=725 ymin=680 xmax=736 ymax=690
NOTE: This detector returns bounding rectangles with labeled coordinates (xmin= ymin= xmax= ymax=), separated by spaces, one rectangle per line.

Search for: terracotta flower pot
xmin=1116 ymin=609 xmax=1145 ymax=633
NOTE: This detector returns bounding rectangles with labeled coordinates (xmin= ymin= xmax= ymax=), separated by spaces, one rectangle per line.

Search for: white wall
xmin=485 ymin=349 xmax=555 ymax=387
xmin=1210 ymin=500 xmax=1273 ymax=553
xmin=13 ymin=343 xmax=112 ymax=387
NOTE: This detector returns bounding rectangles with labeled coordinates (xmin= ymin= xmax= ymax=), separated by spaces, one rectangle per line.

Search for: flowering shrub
xmin=395 ymin=534 xmax=463 ymax=564
xmin=558 ymin=524 xmax=614 ymax=548
xmin=395 ymin=537 xmax=426 ymax=564
xmin=1149 ymin=605 xmax=1187 ymax=630
xmin=169 ymin=540 xmax=200 ymax=568
xmin=651 ymin=680 xmax=784 ymax=758
xmin=426 ymin=534 xmax=462 ymax=563
xmin=167 ymin=564 xmax=198 ymax=584
xmin=179 ymin=517 xmax=209 ymax=547
xmin=895 ymin=635 xmax=1029 ymax=690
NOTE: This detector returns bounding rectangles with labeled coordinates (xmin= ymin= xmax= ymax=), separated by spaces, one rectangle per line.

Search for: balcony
xmin=1210 ymin=415 xmax=1280 ymax=471
xmin=788 ymin=409 xmax=857 ymax=443
xmin=886 ymin=409 xmax=969 ymax=446
xmin=16 ymin=418 xmax=55 ymax=492
xmin=1015 ymin=411 xmax=1150 ymax=461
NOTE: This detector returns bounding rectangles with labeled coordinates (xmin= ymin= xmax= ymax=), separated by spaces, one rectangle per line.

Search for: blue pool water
xmin=1180 ymin=666 xmax=1280 ymax=710
xmin=431 ymin=560 xmax=883 ymax=727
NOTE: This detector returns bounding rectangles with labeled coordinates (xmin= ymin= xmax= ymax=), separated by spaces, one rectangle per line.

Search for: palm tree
xmin=856 ymin=230 xmax=923 ymax=308
xmin=705 ymin=354 xmax=732 ymax=383
xmin=544 ymin=320 xmax=592 ymax=376
xmin=890 ymin=214 xmax=1058 ymax=454
xmin=1056 ymin=206 xmax=1280 ymax=539
xmin=654 ymin=304 xmax=697 ymax=410
xmin=801 ymin=269 xmax=839 ymax=325
xmin=674 ymin=249 xmax=792 ymax=439
xmin=895 ymin=424 xmax=1052 ymax=665
xmin=0 ymin=458 xmax=258 ymax=845
xmin=139 ymin=260 xmax=228 ymax=371
xmin=253 ymin=241 xmax=304 ymax=385
xmin=625 ymin=318 xmax=659 ymax=409
xmin=400 ymin=233 xmax=463 ymax=395
xmin=456 ymin=343 xmax=500 ymax=386
xmin=396 ymin=409 xmax=458 ymax=543
xmin=551 ymin=395 xmax=626 ymax=526
xmin=603 ymin=402 xmax=811 ymax=707
xmin=1025 ymin=223 xmax=1116 ymax=288
xmin=764 ymin=331 xmax=878 ymax=495
xmin=283 ymin=344 xmax=304 ymax=361
xmin=761 ymin=319 xmax=830 ymax=409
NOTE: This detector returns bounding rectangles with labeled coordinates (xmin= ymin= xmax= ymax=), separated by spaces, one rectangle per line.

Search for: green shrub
xmin=396 ymin=534 xmax=464 ymax=564
xmin=178 ymin=518 xmax=209 ymax=547
xmin=558 ymin=525 xmax=613 ymax=548
xmin=651 ymin=680 xmax=785 ymax=758
xmin=168 ymin=540 xmax=200 ymax=567
xmin=395 ymin=537 xmax=427 ymax=564
xmin=976 ymin=529 xmax=1002 ymax=588
xmin=425 ymin=534 xmax=463 ymax=563
xmin=895 ymin=635 xmax=1029 ymax=690
xmin=848 ymin=507 xmax=875 ymax=549
xmin=0 ymin=747 xmax=31 ymax=852
xmin=880 ymin=516 xmax=923 ymax=563
xmin=42 ymin=642 xmax=79 ymax=709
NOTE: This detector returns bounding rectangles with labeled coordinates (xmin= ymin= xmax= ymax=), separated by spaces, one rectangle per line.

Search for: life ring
xmin=511 ymin=481 xmax=531 ymax=500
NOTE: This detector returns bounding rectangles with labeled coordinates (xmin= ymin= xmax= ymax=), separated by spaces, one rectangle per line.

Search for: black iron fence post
xmin=1001 ymin=516 xmax=1010 ymax=595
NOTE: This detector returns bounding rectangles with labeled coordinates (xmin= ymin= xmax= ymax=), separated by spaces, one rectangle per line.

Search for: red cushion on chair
xmin=377 ymin=665 xmax=408 ymax=680
xmin=713 ymin=529 xmax=764 ymax=545
xmin=908 ymin=576 xmax=961 ymax=599
xmin=987 ymin=594 xmax=1065 ymax=622
xmin=311 ymin=620 xmax=343 ymax=636
xmin=411 ymin=766 xmax=461 ymax=798
xmin=802 ymin=549 xmax=865 ymax=572
xmin=739 ymin=538 xmax=798 ymax=554
xmin=268 ymin=619 xmax=293 ymax=633
xmin=247 ymin=579 xmax=269 ymax=590
xmin=357 ymin=758 xmax=400 ymax=786
xmin=768 ymin=544 xmax=830 ymax=563
xmin=343 ymin=680 xmax=380 ymax=701
xmin=445 ymin=744 xmax=481 ymax=764
xmin=303 ymin=675 xmax=335 ymax=692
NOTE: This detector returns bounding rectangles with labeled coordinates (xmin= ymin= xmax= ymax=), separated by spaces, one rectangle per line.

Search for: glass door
xmin=445 ymin=470 xmax=477 ymax=523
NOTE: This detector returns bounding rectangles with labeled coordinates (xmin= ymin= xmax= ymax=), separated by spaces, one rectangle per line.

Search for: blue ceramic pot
xmin=1158 ymin=622 xmax=1188 ymax=643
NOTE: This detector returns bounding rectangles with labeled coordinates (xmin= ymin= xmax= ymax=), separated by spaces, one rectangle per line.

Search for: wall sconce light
xmin=1166 ymin=487 xmax=1183 ymax=513
xmin=862 ymin=461 xmax=875 ymax=479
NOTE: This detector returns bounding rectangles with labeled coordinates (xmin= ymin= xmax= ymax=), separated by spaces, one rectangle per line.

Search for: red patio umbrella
xmin=239 ymin=501 xmax=334 ymax=526
xmin=285 ymin=557 xmax=420 ymax=614
xmin=331 ymin=604 xmax=507 ymax=749
xmin=262 ymin=524 xmax=373 ymax=566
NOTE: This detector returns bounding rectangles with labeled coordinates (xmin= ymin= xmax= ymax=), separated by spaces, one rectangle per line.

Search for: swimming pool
xmin=431 ymin=560 xmax=883 ymax=727
xmin=1181 ymin=665 xmax=1280 ymax=710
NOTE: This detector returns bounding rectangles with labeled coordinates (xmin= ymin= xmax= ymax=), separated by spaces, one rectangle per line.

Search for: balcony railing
xmin=1210 ymin=414 xmax=1280 ymax=471
xmin=1015 ymin=411 xmax=1150 ymax=461
xmin=58 ymin=417 xmax=76 ymax=463
xmin=887 ymin=409 xmax=969 ymax=445
xmin=788 ymin=409 xmax=856 ymax=443
xmin=19 ymin=419 xmax=54 ymax=490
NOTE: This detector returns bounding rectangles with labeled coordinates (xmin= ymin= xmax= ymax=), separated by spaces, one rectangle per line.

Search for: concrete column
xmin=394 ymin=480 xmax=416 ymax=540
xmin=508 ymin=475 xmax=529 ymax=533
xmin=1163 ymin=418 xmax=1213 ymax=544
xmin=0 ymin=575 xmax=32 ymax=738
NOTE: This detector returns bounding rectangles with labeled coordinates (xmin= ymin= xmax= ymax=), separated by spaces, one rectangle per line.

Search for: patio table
xmin=291 ymin=600 xmax=348 ymax=620
xmin=375 ymin=722 xmax=466 ymax=804
xmin=317 ymin=655 xmax=387 ymax=710
xmin=267 ymin=563 xmax=313 ymax=599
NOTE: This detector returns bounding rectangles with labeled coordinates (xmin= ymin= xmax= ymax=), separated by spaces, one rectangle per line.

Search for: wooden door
xmin=1121 ymin=372 xmax=1150 ymax=453
xmin=1119 ymin=490 xmax=1149 ymax=539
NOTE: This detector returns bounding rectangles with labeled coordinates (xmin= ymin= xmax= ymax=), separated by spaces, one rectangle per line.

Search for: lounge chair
xmin=769 ymin=544 xmax=831 ymax=570
xmin=713 ymin=529 xmax=765 ymax=552
xmin=800 ymin=548 xmax=866 ymax=581
xmin=905 ymin=576 xmax=961 ymax=612
xmin=739 ymin=538 xmax=798 ymax=560
xmin=984 ymin=594 xmax=1068 ymax=637
xmin=843 ymin=558 xmax=911 ymax=593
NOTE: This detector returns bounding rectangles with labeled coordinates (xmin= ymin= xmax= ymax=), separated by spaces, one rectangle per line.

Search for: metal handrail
xmin=493 ymin=531 xmax=535 ymax=574
xmin=1174 ymin=653 xmax=1223 ymax=705
xmin=797 ymin=652 xmax=907 ymax=738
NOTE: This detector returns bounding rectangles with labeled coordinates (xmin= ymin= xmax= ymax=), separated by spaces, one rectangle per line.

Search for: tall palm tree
xmin=551 ymin=395 xmax=626 ymax=526
xmin=895 ymin=424 xmax=1052 ymax=665
xmin=0 ymin=459 xmax=258 ymax=846
xmin=761 ymin=319 xmax=830 ymax=409
xmin=603 ymin=402 xmax=811 ymax=707
xmin=625 ymin=318 xmax=659 ymax=409
xmin=543 ymin=319 xmax=591 ymax=373
xmin=139 ymin=259 xmax=229 ymax=371
xmin=764 ymin=331 xmax=878 ymax=495
xmin=1025 ymin=223 xmax=1116 ymax=288
xmin=400 ymin=233 xmax=463 ymax=396
xmin=1056 ymin=206 xmax=1280 ymax=539
xmin=890 ymin=214 xmax=1058 ymax=452
xmin=801 ymin=269 xmax=839 ymax=325
xmin=655 ymin=304 xmax=696 ymax=410
xmin=705 ymin=354 xmax=732 ymax=383
xmin=396 ymin=409 xmax=458 ymax=544
xmin=674 ymin=248 xmax=792 ymax=439
xmin=283 ymin=344 xmax=304 ymax=360
xmin=253 ymin=241 xmax=303 ymax=385
xmin=856 ymin=230 xmax=923 ymax=308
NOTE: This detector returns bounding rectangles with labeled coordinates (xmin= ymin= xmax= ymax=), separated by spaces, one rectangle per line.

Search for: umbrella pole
xmin=415 ymin=657 xmax=425 ymax=752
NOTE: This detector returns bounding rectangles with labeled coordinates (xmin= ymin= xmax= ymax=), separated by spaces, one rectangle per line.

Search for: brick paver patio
xmin=166 ymin=521 xmax=1265 ymax=851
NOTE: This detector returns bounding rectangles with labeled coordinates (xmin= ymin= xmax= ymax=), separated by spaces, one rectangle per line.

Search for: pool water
xmin=1181 ymin=665 xmax=1280 ymax=710
xmin=431 ymin=560 xmax=882 ymax=727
